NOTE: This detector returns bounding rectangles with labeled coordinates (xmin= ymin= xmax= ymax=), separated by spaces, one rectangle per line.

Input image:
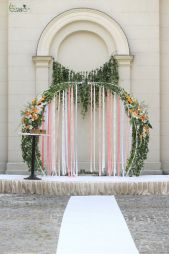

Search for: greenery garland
xmin=21 ymin=56 xmax=152 ymax=176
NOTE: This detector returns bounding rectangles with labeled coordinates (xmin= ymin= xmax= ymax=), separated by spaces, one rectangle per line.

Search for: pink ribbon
xmin=126 ymin=116 xmax=130 ymax=165
xmin=67 ymin=87 xmax=71 ymax=176
xmin=106 ymin=90 xmax=112 ymax=176
xmin=41 ymin=112 xmax=45 ymax=170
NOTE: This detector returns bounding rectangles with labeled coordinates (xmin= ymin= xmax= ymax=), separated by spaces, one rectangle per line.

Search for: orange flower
xmin=140 ymin=115 xmax=146 ymax=121
xmin=34 ymin=115 xmax=38 ymax=120
xmin=133 ymin=110 xmax=138 ymax=117
xmin=128 ymin=98 xmax=133 ymax=104
xmin=25 ymin=111 xmax=30 ymax=116
xmin=38 ymin=96 xmax=45 ymax=104
xmin=40 ymin=96 xmax=45 ymax=102
xmin=126 ymin=96 xmax=133 ymax=104
xmin=31 ymin=107 xmax=39 ymax=113
xmin=141 ymin=114 xmax=148 ymax=122
xmin=32 ymin=113 xmax=38 ymax=121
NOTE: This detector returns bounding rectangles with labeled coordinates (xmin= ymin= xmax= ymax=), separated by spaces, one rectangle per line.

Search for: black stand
xmin=24 ymin=135 xmax=41 ymax=180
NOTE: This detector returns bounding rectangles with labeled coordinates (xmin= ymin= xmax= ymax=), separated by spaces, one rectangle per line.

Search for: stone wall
xmin=0 ymin=0 xmax=8 ymax=173
xmin=160 ymin=0 xmax=169 ymax=174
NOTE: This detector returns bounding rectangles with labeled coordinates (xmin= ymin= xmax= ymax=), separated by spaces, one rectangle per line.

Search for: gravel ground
xmin=116 ymin=195 xmax=169 ymax=254
xmin=0 ymin=194 xmax=69 ymax=254
xmin=0 ymin=194 xmax=169 ymax=254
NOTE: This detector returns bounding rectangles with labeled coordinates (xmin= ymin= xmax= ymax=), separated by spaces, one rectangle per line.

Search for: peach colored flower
xmin=127 ymin=96 xmax=133 ymax=104
xmin=31 ymin=107 xmax=39 ymax=113
xmin=25 ymin=111 xmax=30 ymax=116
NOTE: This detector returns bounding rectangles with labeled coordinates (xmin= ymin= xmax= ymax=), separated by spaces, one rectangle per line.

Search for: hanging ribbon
xmin=102 ymin=86 xmax=105 ymax=174
xmin=117 ymin=96 xmax=121 ymax=176
xmin=67 ymin=86 xmax=71 ymax=176
xmin=44 ymin=106 xmax=48 ymax=173
xmin=125 ymin=113 xmax=130 ymax=171
xmin=56 ymin=92 xmax=61 ymax=176
xmin=71 ymin=85 xmax=74 ymax=176
xmin=90 ymin=84 xmax=93 ymax=172
xmin=58 ymin=93 xmax=61 ymax=175
xmin=47 ymin=103 xmax=52 ymax=175
xmin=113 ymin=93 xmax=117 ymax=176
xmin=62 ymin=91 xmax=66 ymax=175
xmin=121 ymin=101 xmax=125 ymax=176
xmin=44 ymin=85 xmax=131 ymax=177
xmin=111 ymin=93 xmax=114 ymax=175
xmin=106 ymin=90 xmax=112 ymax=176
xmin=110 ymin=91 xmax=113 ymax=176
xmin=93 ymin=84 xmax=96 ymax=172
xmin=75 ymin=83 xmax=78 ymax=176
xmin=98 ymin=86 xmax=102 ymax=176
xmin=51 ymin=97 xmax=56 ymax=175
xmin=65 ymin=90 xmax=68 ymax=175
xmin=41 ymin=112 xmax=45 ymax=170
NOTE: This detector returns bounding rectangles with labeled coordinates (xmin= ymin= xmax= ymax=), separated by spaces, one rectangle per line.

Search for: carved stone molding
xmin=32 ymin=56 xmax=53 ymax=67
xmin=37 ymin=8 xmax=130 ymax=56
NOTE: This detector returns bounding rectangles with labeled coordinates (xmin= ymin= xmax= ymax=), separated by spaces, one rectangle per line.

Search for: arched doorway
xmin=33 ymin=8 xmax=133 ymax=94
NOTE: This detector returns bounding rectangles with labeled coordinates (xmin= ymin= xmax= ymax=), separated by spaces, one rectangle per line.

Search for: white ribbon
xmin=62 ymin=91 xmax=66 ymax=175
xmin=93 ymin=84 xmax=96 ymax=172
xmin=90 ymin=85 xmax=93 ymax=173
xmin=71 ymin=86 xmax=74 ymax=176
xmin=44 ymin=105 xmax=48 ymax=171
xmin=51 ymin=97 xmax=56 ymax=175
xmin=102 ymin=86 xmax=105 ymax=174
xmin=57 ymin=92 xmax=61 ymax=175
xmin=75 ymin=83 xmax=78 ymax=176
xmin=113 ymin=93 xmax=117 ymax=176
xmin=121 ymin=101 xmax=125 ymax=176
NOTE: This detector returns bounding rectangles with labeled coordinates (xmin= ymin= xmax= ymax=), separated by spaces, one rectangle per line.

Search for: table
xmin=21 ymin=133 xmax=48 ymax=180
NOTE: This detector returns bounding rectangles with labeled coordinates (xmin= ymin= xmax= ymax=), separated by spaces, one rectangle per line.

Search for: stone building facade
xmin=0 ymin=0 xmax=168 ymax=174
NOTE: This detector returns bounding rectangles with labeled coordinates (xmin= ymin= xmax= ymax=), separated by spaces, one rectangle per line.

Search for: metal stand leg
xmin=24 ymin=135 xmax=41 ymax=180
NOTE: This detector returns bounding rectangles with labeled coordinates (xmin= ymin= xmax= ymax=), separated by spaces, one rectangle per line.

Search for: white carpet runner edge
xmin=56 ymin=196 xmax=139 ymax=254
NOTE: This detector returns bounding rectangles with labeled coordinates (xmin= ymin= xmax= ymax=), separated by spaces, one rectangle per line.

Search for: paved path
xmin=0 ymin=194 xmax=169 ymax=254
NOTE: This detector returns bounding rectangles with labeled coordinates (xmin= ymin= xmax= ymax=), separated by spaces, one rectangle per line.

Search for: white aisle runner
xmin=56 ymin=196 xmax=139 ymax=254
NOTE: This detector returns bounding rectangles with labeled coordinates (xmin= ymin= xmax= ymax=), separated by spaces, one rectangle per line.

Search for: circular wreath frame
xmin=21 ymin=81 xmax=152 ymax=177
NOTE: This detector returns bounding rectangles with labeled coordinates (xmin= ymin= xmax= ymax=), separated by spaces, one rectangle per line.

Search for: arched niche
xmin=33 ymin=8 xmax=134 ymax=94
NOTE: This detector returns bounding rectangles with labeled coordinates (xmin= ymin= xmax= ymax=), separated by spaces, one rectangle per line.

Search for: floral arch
xmin=21 ymin=56 xmax=152 ymax=177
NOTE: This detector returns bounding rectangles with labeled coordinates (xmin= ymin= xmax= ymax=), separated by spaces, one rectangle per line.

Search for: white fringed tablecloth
xmin=0 ymin=175 xmax=169 ymax=195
